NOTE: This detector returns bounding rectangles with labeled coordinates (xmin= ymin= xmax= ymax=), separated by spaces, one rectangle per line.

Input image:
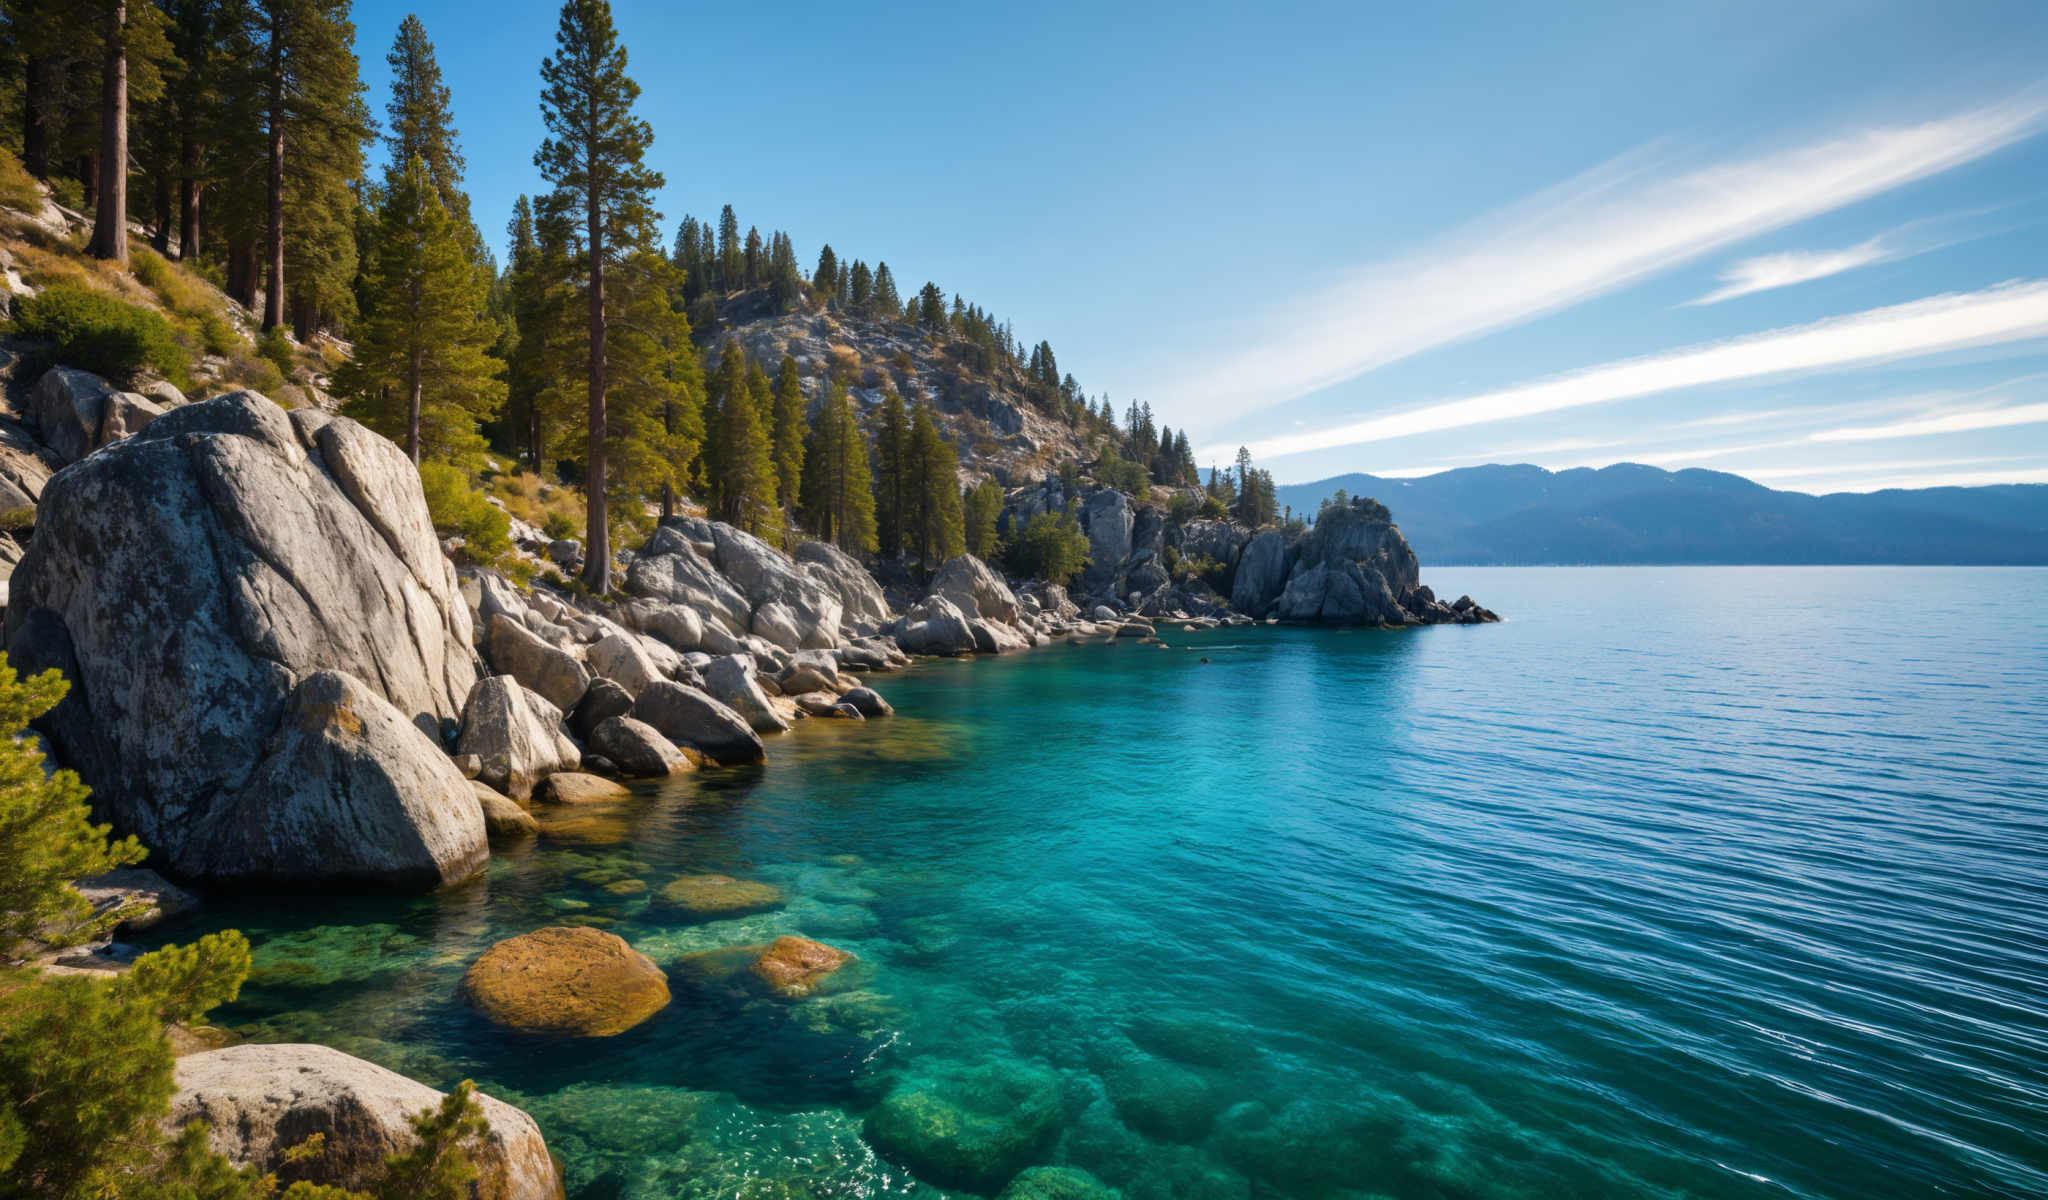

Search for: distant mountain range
xmin=1273 ymin=465 xmax=2048 ymax=565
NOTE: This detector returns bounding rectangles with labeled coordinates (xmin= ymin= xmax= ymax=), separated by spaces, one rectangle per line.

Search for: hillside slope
xmin=1275 ymin=465 xmax=2048 ymax=565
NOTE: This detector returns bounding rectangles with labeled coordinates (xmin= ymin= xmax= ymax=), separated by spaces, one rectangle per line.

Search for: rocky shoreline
xmin=0 ymin=366 xmax=1493 ymax=1197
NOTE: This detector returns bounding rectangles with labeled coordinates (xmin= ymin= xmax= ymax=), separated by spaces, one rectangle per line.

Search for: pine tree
xmin=873 ymin=386 xmax=910 ymax=558
xmin=382 ymin=15 xmax=467 ymax=229
xmin=504 ymin=193 xmax=584 ymax=473
xmin=536 ymin=0 xmax=663 ymax=591
xmin=916 ymin=281 xmax=946 ymax=331
xmin=849 ymin=259 xmax=872 ymax=313
xmin=606 ymin=250 xmax=703 ymax=525
xmin=742 ymin=225 xmax=763 ymax=288
xmin=84 ymin=0 xmax=173 ymax=265
xmin=799 ymin=379 xmax=877 ymax=554
xmin=872 ymin=261 xmax=901 ymax=320
xmin=905 ymin=403 xmax=963 ymax=575
xmin=702 ymin=346 xmax=779 ymax=542
xmin=716 ymin=203 xmax=740 ymax=292
xmin=238 ymin=0 xmax=370 ymax=333
xmin=770 ymin=354 xmax=806 ymax=520
xmin=768 ymin=231 xmax=801 ymax=311
xmin=963 ymin=478 xmax=1002 ymax=559
xmin=813 ymin=243 xmax=838 ymax=295
xmin=335 ymin=160 xmax=502 ymax=465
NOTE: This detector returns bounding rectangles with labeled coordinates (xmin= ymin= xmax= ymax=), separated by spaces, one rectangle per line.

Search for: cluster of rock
xmin=1005 ymin=478 xmax=1497 ymax=628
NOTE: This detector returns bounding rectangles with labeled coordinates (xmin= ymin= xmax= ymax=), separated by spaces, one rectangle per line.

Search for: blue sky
xmin=352 ymin=0 xmax=2048 ymax=493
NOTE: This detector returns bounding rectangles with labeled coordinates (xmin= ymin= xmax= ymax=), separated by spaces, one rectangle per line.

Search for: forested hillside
xmin=0 ymin=0 xmax=1288 ymax=593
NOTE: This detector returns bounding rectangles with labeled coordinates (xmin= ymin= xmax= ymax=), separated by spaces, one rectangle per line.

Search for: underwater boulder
xmin=462 ymin=925 xmax=670 ymax=1038
xmin=999 ymin=1165 xmax=1124 ymax=1200
xmin=863 ymin=1059 xmax=1065 ymax=1191
xmin=653 ymin=874 xmax=787 ymax=922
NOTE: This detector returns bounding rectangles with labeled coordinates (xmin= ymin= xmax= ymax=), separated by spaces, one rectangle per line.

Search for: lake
xmin=152 ymin=566 xmax=2048 ymax=1199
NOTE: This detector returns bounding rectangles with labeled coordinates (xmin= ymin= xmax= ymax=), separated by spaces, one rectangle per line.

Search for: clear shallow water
xmin=149 ymin=567 xmax=2048 ymax=1200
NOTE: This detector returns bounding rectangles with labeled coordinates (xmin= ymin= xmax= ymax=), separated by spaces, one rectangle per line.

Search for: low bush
xmin=255 ymin=328 xmax=296 ymax=383
xmin=11 ymin=284 xmax=186 ymax=381
xmin=197 ymin=312 xmax=240 ymax=357
xmin=0 ymin=146 xmax=42 ymax=212
xmin=420 ymin=461 xmax=513 ymax=569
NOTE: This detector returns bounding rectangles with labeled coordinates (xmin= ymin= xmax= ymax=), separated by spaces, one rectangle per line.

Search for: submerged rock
xmin=654 ymin=874 xmax=786 ymax=921
xmin=1000 ymin=1166 xmax=1124 ymax=1200
xmin=533 ymin=771 xmax=630 ymax=805
xmin=463 ymin=925 xmax=671 ymax=1037
xmin=5 ymin=393 xmax=482 ymax=889
xmin=864 ymin=1059 xmax=1065 ymax=1191
xmin=747 ymin=935 xmax=854 ymax=999
xmin=170 ymin=1042 xmax=563 ymax=1199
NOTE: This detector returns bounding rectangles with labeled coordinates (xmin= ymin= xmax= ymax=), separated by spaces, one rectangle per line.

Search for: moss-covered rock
xmin=462 ymin=925 xmax=670 ymax=1037
xmin=863 ymin=1059 xmax=1064 ymax=1190
xmin=999 ymin=1165 xmax=1123 ymax=1200
xmin=653 ymin=874 xmax=786 ymax=921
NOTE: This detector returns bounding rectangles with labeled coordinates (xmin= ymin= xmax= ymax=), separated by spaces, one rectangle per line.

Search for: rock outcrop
xmin=630 ymin=681 xmax=765 ymax=766
xmin=455 ymin=676 xmax=580 ymax=801
xmin=4 ymin=391 xmax=485 ymax=888
xmin=27 ymin=366 xmax=166 ymax=465
xmin=626 ymin=518 xmax=857 ymax=652
xmin=170 ymin=1043 xmax=564 ymax=1200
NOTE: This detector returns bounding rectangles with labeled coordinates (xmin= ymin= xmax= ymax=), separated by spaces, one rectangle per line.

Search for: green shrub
xmin=419 ymin=461 xmax=513 ymax=568
xmin=46 ymin=176 xmax=83 ymax=212
xmin=1199 ymin=495 xmax=1228 ymax=520
xmin=197 ymin=312 xmax=239 ymax=357
xmin=11 ymin=284 xmax=187 ymax=381
xmin=0 ymin=146 xmax=41 ymax=212
xmin=540 ymin=511 xmax=576 ymax=541
xmin=1004 ymin=511 xmax=1091 ymax=587
xmin=256 ymin=327 xmax=296 ymax=382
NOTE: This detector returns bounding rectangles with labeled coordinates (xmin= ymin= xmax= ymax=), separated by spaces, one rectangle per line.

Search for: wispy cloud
xmin=1198 ymin=281 xmax=2048 ymax=463
xmin=1168 ymin=92 xmax=2048 ymax=429
xmin=1685 ymin=238 xmax=1893 ymax=305
xmin=1797 ymin=465 xmax=2048 ymax=492
xmin=1807 ymin=399 xmax=2048 ymax=441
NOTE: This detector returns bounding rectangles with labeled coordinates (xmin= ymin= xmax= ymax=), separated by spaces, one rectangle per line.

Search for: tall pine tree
xmin=535 ymin=0 xmax=663 ymax=592
xmin=770 ymin=354 xmax=806 ymax=521
xmin=800 ymin=379 xmax=877 ymax=555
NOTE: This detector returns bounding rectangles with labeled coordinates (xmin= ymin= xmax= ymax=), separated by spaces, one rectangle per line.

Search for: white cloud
xmin=1198 ymin=281 xmax=2048 ymax=464
xmin=1685 ymin=238 xmax=1893 ymax=305
xmin=1167 ymin=92 xmax=2048 ymax=430
xmin=1807 ymin=400 xmax=2048 ymax=441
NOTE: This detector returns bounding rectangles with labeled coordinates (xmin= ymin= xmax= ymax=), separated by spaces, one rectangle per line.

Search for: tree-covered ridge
xmin=0 ymin=0 xmax=1289 ymax=591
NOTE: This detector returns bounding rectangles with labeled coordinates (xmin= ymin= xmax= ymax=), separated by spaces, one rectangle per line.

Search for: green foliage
xmin=419 ymin=461 xmax=513 ymax=568
xmin=12 ymin=285 xmax=187 ymax=381
xmin=116 ymin=931 xmax=251 ymax=1025
xmin=770 ymin=355 xmax=807 ymax=517
xmin=602 ymin=251 xmax=702 ymax=534
xmin=1004 ymin=511 xmax=1091 ymax=587
xmin=1200 ymin=495 xmax=1229 ymax=521
xmin=335 ymin=161 xmax=503 ymax=466
xmin=1185 ymin=552 xmax=1231 ymax=593
xmin=1167 ymin=491 xmax=1199 ymax=523
xmin=199 ymin=313 xmax=242 ymax=357
xmin=541 ymin=512 xmax=576 ymax=541
xmin=904 ymin=405 xmax=965 ymax=574
xmin=0 ymin=145 xmax=41 ymax=212
xmin=701 ymin=347 xmax=781 ymax=543
xmin=963 ymin=479 xmax=1003 ymax=559
xmin=256 ymin=328 xmax=297 ymax=383
xmin=0 ymin=656 xmax=145 ymax=961
xmin=373 ymin=1080 xmax=486 ymax=1200
xmin=799 ymin=379 xmax=877 ymax=555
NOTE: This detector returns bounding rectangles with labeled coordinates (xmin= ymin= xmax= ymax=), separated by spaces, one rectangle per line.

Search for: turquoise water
xmin=149 ymin=567 xmax=2048 ymax=1199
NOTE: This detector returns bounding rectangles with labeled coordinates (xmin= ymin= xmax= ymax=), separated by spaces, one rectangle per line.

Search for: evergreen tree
xmin=813 ymin=243 xmax=838 ymax=296
xmin=872 ymin=261 xmax=901 ymax=319
xmin=872 ymin=386 xmax=909 ymax=557
xmin=382 ymin=15 xmax=467 ymax=229
xmin=504 ymin=193 xmax=583 ymax=473
xmin=799 ymin=379 xmax=877 ymax=554
xmin=605 ymin=250 xmax=703 ymax=525
xmin=1003 ymin=511 xmax=1091 ymax=586
xmin=767 ymin=230 xmax=801 ymax=311
xmin=904 ymin=403 xmax=963 ymax=575
xmin=770 ymin=354 xmax=806 ymax=519
xmin=849 ymin=259 xmax=872 ymax=312
xmin=963 ymin=478 xmax=1002 ymax=559
xmin=702 ymin=346 xmax=779 ymax=542
xmin=83 ymin=0 xmax=173 ymax=265
xmin=535 ymin=0 xmax=663 ymax=591
xmin=835 ymin=261 xmax=850 ymax=306
xmin=715 ymin=202 xmax=740 ymax=291
xmin=335 ymin=160 xmax=502 ymax=465
xmin=742 ymin=224 xmax=762 ymax=288
xmin=916 ymin=281 xmax=946 ymax=331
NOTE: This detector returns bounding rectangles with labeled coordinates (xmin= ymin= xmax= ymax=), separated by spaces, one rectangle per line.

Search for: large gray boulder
xmin=170 ymin=1043 xmax=563 ymax=1200
xmin=588 ymin=715 xmax=689 ymax=777
xmin=628 ymin=518 xmax=844 ymax=648
xmin=702 ymin=654 xmax=790 ymax=734
xmin=620 ymin=598 xmax=704 ymax=652
xmin=484 ymin=612 xmax=589 ymax=713
xmin=586 ymin=631 xmax=664 ymax=698
xmin=0 ymin=417 xmax=60 ymax=515
xmin=891 ymin=595 xmax=976 ymax=656
xmin=455 ymin=675 xmax=580 ymax=800
xmin=1230 ymin=529 xmax=1294 ymax=617
xmin=1078 ymin=489 xmax=1133 ymax=592
xmin=624 ymin=527 xmax=753 ymax=635
xmin=3 ymin=392 xmax=482 ymax=888
xmin=1173 ymin=518 xmax=1248 ymax=568
xmin=27 ymin=366 xmax=166 ymax=464
xmin=930 ymin=554 xmax=1021 ymax=626
xmin=631 ymin=681 xmax=765 ymax=766
xmin=794 ymin=539 xmax=892 ymax=632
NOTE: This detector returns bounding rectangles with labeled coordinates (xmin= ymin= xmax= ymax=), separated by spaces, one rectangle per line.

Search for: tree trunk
xmin=262 ymin=29 xmax=286 ymax=332
xmin=177 ymin=139 xmax=201 ymax=259
xmin=406 ymin=346 xmax=423 ymax=464
xmin=89 ymin=1 xmax=129 ymax=264
xmin=78 ymin=153 xmax=97 ymax=213
xmin=227 ymin=241 xmax=256 ymax=308
xmin=22 ymin=57 xmax=49 ymax=177
xmin=150 ymin=173 xmax=172 ymax=254
xmin=582 ymin=167 xmax=609 ymax=594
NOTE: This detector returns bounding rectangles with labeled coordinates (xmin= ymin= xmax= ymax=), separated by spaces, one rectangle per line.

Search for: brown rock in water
xmin=462 ymin=925 xmax=670 ymax=1037
xmin=533 ymin=771 xmax=630 ymax=805
xmin=471 ymin=780 xmax=538 ymax=839
xmin=748 ymin=935 xmax=854 ymax=999
xmin=653 ymin=873 xmax=786 ymax=921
